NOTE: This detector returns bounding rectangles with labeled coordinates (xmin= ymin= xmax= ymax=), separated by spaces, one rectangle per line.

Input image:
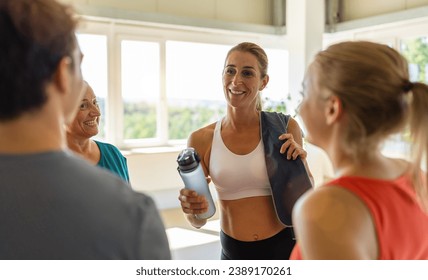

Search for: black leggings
xmin=220 ymin=227 xmax=296 ymax=260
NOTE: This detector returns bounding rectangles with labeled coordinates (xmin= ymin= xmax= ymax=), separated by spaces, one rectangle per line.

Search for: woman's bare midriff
xmin=220 ymin=195 xmax=285 ymax=241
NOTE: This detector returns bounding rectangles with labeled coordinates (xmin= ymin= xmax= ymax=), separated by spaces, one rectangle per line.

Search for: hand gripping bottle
xmin=177 ymin=147 xmax=216 ymax=219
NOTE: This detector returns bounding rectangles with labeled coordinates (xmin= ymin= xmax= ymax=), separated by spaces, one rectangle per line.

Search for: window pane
xmin=121 ymin=40 xmax=160 ymax=140
xmin=166 ymin=41 xmax=229 ymax=140
xmin=76 ymin=33 xmax=108 ymax=140
xmin=400 ymin=36 xmax=428 ymax=83
xmin=263 ymin=48 xmax=290 ymax=113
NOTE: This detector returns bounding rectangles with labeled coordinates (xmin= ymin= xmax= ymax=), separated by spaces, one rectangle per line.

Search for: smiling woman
xmin=66 ymin=81 xmax=131 ymax=183
xmin=178 ymin=42 xmax=313 ymax=260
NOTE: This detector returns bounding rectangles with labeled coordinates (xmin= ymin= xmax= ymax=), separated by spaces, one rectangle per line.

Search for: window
xmin=263 ymin=48 xmax=290 ymax=114
xmin=121 ymin=40 xmax=161 ymax=142
xmin=166 ymin=41 xmax=229 ymax=141
xmin=76 ymin=21 xmax=290 ymax=148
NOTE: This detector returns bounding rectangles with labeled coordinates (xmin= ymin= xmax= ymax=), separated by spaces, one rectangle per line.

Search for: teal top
xmin=95 ymin=140 xmax=130 ymax=183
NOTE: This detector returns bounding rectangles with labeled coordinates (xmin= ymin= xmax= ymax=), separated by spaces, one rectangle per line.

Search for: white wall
xmin=60 ymin=0 xmax=428 ymax=25
xmin=343 ymin=0 xmax=428 ymax=20
xmin=324 ymin=12 xmax=428 ymax=48
xmin=126 ymin=149 xmax=184 ymax=210
xmin=126 ymin=149 xmax=218 ymax=210
xmin=126 ymin=149 xmax=183 ymax=193
xmin=59 ymin=0 xmax=273 ymax=25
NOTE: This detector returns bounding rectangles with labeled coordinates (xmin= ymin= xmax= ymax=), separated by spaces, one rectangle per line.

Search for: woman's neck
xmin=66 ymin=135 xmax=94 ymax=158
xmin=225 ymin=108 xmax=260 ymax=131
xmin=67 ymin=133 xmax=100 ymax=164
xmin=333 ymin=151 xmax=407 ymax=180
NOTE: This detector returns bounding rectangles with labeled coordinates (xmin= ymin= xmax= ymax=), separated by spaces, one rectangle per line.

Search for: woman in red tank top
xmin=292 ymin=41 xmax=428 ymax=259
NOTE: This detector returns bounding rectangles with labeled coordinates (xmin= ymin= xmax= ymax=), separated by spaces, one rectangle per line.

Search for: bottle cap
xmin=177 ymin=147 xmax=200 ymax=171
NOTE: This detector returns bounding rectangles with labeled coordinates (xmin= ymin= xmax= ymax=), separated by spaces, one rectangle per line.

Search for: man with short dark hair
xmin=0 ymin=0 xmax=170 ymax=260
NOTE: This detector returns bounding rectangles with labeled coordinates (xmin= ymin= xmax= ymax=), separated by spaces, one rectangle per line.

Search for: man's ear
xmin=53 ymin=56 xmax=72 ymax=94
xmin=325 ymin=95 xmax=343 ymax=125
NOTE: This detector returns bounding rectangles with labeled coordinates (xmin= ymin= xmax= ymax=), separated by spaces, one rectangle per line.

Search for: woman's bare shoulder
xmin=188 ymin=122 xmax=217 ymax=152
xmin=189 ymin=122 xmax=216 ymax=143
xmin=188 ymin=122 xmax=217 ymax=173
xmin=293 ymin=185 xmax=377 ymax=259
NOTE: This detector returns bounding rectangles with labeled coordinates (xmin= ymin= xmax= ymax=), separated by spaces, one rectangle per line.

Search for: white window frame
xmin=115 ymin=34 xmax=166 ymax=148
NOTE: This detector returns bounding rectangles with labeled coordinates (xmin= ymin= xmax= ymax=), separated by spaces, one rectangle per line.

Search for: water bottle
xmin=177 ymin=147 xmax=216 ymax=220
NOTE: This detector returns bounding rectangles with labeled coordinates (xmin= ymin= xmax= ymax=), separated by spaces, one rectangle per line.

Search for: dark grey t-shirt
xmin=0 ymin=150 xmax=171 ymax=260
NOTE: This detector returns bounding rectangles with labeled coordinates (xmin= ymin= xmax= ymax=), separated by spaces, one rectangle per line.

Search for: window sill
xmin=121 ymin=145 xmax=186 ymax=156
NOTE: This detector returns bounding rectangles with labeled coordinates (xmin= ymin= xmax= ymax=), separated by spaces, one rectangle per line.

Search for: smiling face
xmin=222 ymin=50 xmax=268 ymax=110
xmin=66 ymin=83 xmax=100 ymax=139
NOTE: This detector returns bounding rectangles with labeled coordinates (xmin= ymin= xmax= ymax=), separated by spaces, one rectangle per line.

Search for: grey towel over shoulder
xmin=260 ymin=111 xmax=313 ymax=226
xmin=0 ymin=151 xmax=171 ymax=260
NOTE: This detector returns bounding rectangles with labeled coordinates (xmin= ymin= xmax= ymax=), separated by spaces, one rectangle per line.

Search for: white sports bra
xmin=209 ymin=119 xmax=272 ymax=200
